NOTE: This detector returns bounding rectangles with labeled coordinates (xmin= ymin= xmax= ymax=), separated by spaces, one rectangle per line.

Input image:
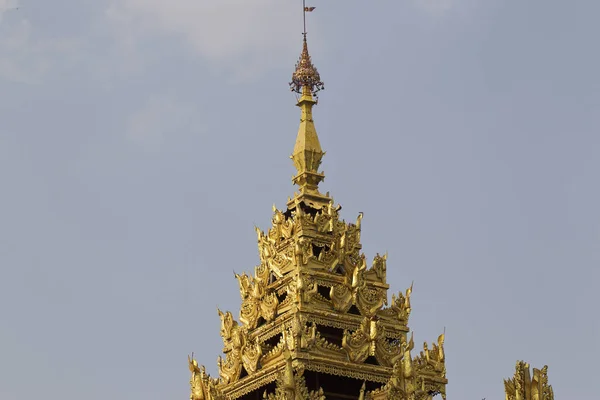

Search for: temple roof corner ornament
xmin=504 ymin=361 xmax=555 ymax=400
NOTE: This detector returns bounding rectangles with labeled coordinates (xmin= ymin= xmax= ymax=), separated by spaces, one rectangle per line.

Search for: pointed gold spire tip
xmin=287 ymin=1 xmax=331 ymax=206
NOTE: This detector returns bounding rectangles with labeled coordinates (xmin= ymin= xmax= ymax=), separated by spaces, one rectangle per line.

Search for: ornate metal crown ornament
xmin=290 ymin=35 xmax=324 ymax=96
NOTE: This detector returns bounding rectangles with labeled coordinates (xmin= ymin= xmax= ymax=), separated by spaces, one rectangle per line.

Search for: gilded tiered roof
xmin=186 ymin=6 xmax=555 ymax=400
xmin=186 ymin=30 xmax=446 ymax=400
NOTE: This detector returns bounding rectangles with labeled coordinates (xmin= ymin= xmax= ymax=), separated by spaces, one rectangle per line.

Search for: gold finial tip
xmin=289 ymin=35 xmax=324 ymax=96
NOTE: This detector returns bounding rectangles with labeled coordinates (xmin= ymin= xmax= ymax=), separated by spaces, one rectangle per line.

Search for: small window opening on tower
xmin=332 ymin=264 xmax=346 ymax=275
xmin=255 ymin=316 xmax=267 ymax=329
xmin=269 ymin=273 xmax=277 ymax=285
xmin=284 ymin=201 xmax=320 ymax=219
xmin=276 ymin=290 xmax=287 ymax=303
xmin=300 ymin=202 xmax=319 ymax=217
xmin=315 ymin=324 xmax=344 ymax=347
xmin=364 ymin=356 xmax=379 ymax=365
xmin=311 ymin=243 xmax=322 ymax=258
xmin=263 ymin=333 xmax=283 ymax=351
xmin=348 ymin=305 xmax=361 ymax=315
xmin=317 ymin=284 xmax=331 ymax=300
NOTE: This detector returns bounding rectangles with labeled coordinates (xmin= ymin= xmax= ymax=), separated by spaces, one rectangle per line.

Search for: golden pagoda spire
xmin=289 ymin=3 xmax=327 ymax=202
xmin=290 ymin=82 xmax=325 ymax=196
xmin=185 ymin=2 xmax=559 ymax=399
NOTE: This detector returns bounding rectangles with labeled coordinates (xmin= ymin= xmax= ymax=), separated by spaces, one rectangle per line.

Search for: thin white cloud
xmin=105 ymin=0 xmax=305 ymax=80
xmin=126 ymin=95 xmax=196 ymax=152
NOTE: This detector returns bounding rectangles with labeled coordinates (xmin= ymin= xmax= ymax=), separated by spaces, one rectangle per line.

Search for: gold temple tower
xmin=187 ymin=7 xmax=555 ymax=400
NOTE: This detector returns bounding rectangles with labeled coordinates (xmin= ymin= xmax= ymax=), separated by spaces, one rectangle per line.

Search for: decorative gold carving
xmin=415 ymin=334 xmax=446 ymax=377
xmin=359 ymin=382 xmax=366 ymax=400
xmin=413 ymin=333 xmax=447 ymax=400
xmin=206 ymin=195 xmax=451 ymax=397
xmin=355 ymin=285 xmax=386 ymax=319
xmin=261 ymin=292 xmax=280 ymax=322
xmin=342 ymin=317 xmax=384 ymax=363
xmin=290 ymin=36 xmax=324 ymax=96
xmin=260 ymin=335 xmax=286 ymax=367
xmin=339 ymin=316 xmax=403 ymax=368
xmin=365 ymin=331 xmax=448 ymax=400
xmin=364 ymin=253 xmax=387 ymax=283
xmin=305 ymin=313 xmax=360 ymax=332
xmin=302 ymin=308 xmax=406 ymax=340
xmin=504 ymin=361 xmax=554 ymax=400
xmin=302 ymin=359 xmax=390 ymax=384
xmin=218 ymin=310 xmax=241 ymax=351
xmin=236 ymin=269 xmax=279 ymax=329
xmin=217 ymin=310 xmax=245 ymax=384
xmin=263 ymin=345 xmax=326 ymax=400
xmin=330 ymin=283 xmax=352 ymax=312
xmin=257 ymin=227 xmax=293 ymax=278
xmin=217 ymin=351 xmax=242 ymax=386
xmin=242 ymin=339 xmax=263 ymax=375
xmin=287 ymin=313 xmax=317 ymax=351
xmin=373 ymin=336 xmax=403 ymax=368
xmin=366 ymin=334 xmax=415 ymax=400
xmin=312 ymin=332 xmax=346 ymax=360
xmin=189 ymin=355 xmax=220 ymax=400
xmin=378 ymin=283 xmax=412 ymax=325
xmin=386 ymin=336 xmax=417 ymax=399
xmin=288 ymin=273 xmax=320 ymax=306
xmin=269 ymin=206 xmax=295 ymax=246
xmin=223 ymin=368 xmax=280 ymax=400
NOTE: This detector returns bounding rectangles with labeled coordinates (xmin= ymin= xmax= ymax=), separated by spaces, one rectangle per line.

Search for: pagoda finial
xmin=289 ymin=1 xmax=324 ymax=96
xmin=289 ymin=36 xmax=324 ymax=96
xmin=289 ymin=2 xmax=327 ymax=199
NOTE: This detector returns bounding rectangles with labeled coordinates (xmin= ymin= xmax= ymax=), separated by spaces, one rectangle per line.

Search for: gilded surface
xmin=186 ymin=32 xmax=447 ymax=400
xmin=290 ymin=36 xmax=324 ymax=96
xmin=504 ymin=361 xmax=554 ymax=400
xmin=263 ymin=345 xmax=326 ymax=400
xmin=186 ymin=17 xmax=554 ymax=400
xmin=189 ymin=355 xmax=220 ymax=400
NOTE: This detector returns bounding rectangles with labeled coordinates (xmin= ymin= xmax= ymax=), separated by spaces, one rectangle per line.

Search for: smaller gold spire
xmin=290 ymin=82 xmax=326 ymax=196
xmin=288 ymin=5 xmax=330 ymax=209
xmin=358 ymin=382 xmax=366 ymax=400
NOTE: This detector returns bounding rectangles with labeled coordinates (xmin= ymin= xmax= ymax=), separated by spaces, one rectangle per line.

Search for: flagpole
xmin=303 ymin=0 xmax=307 ymax=36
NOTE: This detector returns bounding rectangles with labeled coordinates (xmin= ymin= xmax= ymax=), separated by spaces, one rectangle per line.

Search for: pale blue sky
xmin=1 ymin=0 xmax=598 ymax=399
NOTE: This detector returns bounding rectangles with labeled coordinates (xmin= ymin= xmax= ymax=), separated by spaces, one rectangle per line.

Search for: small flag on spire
xmin=304 ymin=7 xmax=316 ymax=12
